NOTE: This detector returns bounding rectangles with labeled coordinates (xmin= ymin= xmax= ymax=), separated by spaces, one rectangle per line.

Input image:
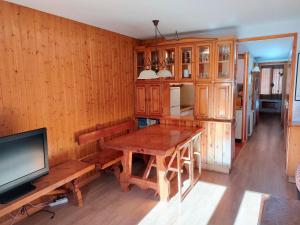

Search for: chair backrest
xmin=78 ymin=120 xmax=135 ymax=145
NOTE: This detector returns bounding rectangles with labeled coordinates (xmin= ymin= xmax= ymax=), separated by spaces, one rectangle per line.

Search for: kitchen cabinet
xmin=200 ymin=121 xmax=234 ymax=173
xmin=215 ymin=40 xmax=235 ymax=81
xmin=195 ymin=83 xmax=213 ymax=119
xmin=135 ymin=83 xmax=162 ymax=118
xmin=179 ymin=45 xmax=195 ymax=81
xmin=196 ymin=43 xmax=213 ymax=81
xmin=213 ymin=82 xmax=234 ymax=120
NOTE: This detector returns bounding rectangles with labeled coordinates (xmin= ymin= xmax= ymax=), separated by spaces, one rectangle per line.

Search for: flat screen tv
xmin=0 ymin=128 xmax=49 ymax=204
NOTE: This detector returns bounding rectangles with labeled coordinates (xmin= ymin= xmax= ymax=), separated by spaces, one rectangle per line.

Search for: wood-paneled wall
xmin=0 ymin=1 xmax=137 ymax=165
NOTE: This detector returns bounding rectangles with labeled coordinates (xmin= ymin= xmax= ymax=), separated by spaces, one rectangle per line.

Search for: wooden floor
xmin=16 ymin=114 xmax=296 ymax=225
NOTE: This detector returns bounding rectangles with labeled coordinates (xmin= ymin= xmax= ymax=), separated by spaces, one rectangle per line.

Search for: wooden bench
xmin=0 ymin=160 xmax=95 ymax=221
xmin=78 ymin=120 xmax=135 ymax=178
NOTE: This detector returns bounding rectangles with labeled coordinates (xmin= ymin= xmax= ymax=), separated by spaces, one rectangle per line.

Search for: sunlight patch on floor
xmin=234 ymin=191 xmax=264 ymax=225
xmin=138 ymin=181 xmax=227 ymax=225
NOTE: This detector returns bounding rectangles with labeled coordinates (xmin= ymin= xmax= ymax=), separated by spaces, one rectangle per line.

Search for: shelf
xmin=199 ymin=62 xmax=210 ymax=64
xmin=218 ymin=60 xmax=230 ymax=63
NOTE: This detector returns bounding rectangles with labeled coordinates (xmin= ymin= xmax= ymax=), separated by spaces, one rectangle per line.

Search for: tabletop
xmin=103 ymin=124 xmax=204 ymax=156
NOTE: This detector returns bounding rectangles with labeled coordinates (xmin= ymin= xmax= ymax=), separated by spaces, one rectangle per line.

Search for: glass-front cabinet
xmin=179 ymin=46 xmax=194 ymax=80
xmin=135 ymin=49 xmax=146 ymax=79
xmin=215 ymin=41 xmax=234 ymax=81
xmin=161 ymin=47 xmax=177 ymax=79
xmin=150 ymin=49 xmax=160 ymax=72
xmin=196 ymin=43 xmax=212 ymax=81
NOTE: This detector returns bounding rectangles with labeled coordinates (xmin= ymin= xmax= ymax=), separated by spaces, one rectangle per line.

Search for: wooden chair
xmin=77 ymin=120 xmax=135 ymax=178
xmin=142 ymin=132 xmax=202 ymax=201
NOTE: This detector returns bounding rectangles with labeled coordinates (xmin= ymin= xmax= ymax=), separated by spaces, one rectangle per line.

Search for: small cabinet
xmin=200 ymin=121 xmax=234 ymax=173
xmin=135 ymin=83 xmax=162 ymax=117
xmin=135 ymin=48 xmax=146 ymax=79
xmin=196 ymin=43 xmax=213 ymax=81
xmin=150 ymin=48 xmax=160 ymax=72
xmin=213 ymin=83 xmax=234 ymax=120
xmin=148 ymin=85 xmax=161 ymax=116
xmin=215 ymin=41 xmax=234 ymax=81
xmin=179 ymin=46 xmax=194 ymax=81
xmin=135 ymin=85 xmax=147 ymax=115
xmin=161 ymin=47 xmax=177 ymax=80
xmin=195 ymin=83 xmax=213 ymax=119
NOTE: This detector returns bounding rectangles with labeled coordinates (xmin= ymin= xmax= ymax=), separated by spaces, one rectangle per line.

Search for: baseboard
xmin=202 ymin=163 xmax=231 ymax=174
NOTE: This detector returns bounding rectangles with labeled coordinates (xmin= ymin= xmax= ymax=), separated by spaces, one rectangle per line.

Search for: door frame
xmin=237 ymin=32 xmax=298 ymax=124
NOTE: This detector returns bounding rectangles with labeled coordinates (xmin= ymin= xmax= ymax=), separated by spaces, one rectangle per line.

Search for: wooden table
xmin=0 ymin=160 xmax=95 ymax=219
xmin=104 ymin=124 xmax=203 ymax=201
xmin=259 ymin=195 xmax=300 ymax=225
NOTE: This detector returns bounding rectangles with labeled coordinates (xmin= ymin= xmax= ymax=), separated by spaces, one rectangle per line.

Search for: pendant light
xmin=252 ymin=62 xmax=260 ymax=73
xmin=138 ymin=20 xmax=171 ymax=79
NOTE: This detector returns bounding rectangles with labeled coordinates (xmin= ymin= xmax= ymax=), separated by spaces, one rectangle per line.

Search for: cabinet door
xmin=161 ymin=47 xmax=177 ymax=80
xmin=135 ymin=85 xmax=147 ymax=115
xmin=179 ymin=45 xmax=194 ymax=81
xmin=215 ymin=41 xmax=234 ymax=81
xmin=195 ymin=83 xmax=213 ymax=119
xmin=135 ymin=47 xmax=147 ymax=80
xmin=214 ymin=83 xmax=233 ymax=120
xmin=148 ymin=85 xmax=162 ymax=116
xmin=214 ymin=122 xmax=232 ymax=167
xmin=196 ymin=43 xmax=213 ymax=81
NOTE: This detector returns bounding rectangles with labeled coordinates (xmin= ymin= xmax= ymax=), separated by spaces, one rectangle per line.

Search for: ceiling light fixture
xmin=252 ymin=62 xmax=260 ymax=73
xmin=138 ymin=20 xmax=171 ymax=79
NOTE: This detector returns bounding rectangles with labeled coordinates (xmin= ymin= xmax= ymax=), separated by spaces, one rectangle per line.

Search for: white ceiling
xmin=238 ymin=37 xmax=293 ymax=62
xmin=6 ymin=0 xmax=300 ymax=40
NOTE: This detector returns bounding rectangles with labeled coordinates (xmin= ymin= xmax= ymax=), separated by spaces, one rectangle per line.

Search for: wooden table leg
xmin=156 ymin=155 xmax=170 ymax=202
xmin=72 ymin=180 xmax=83 ymax=207
xmin=120 ymin=151 xmax=132 ymax=192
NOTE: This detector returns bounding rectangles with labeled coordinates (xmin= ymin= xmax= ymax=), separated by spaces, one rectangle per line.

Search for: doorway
xmin=234 ymin=33 xmax=297 ymax=157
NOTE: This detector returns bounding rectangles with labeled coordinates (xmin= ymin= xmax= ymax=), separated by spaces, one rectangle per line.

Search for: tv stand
xmin=0 ymin=160 xmax=95 ymax=220
xmin=0 ymin=182 xmax=36 ymax=204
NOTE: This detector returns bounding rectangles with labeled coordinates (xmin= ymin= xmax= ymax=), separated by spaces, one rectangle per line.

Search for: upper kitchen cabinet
xmin=179 ymin=45 xmax=195 ymax=81
xmin=134 ymin=47 xmax=147 ymax=80
xmin=160 ymin=46 xmax=177 ymax=80
xmin=150 ymin=48 xmax=160 ymax=73
xmin=196 ymin=43 xmax=213 ymax=81
xmin=215 ymin=40 xmax=235 ymax=81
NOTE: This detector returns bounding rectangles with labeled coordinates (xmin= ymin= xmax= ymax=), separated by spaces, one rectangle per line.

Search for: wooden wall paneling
xmin=0 ymin=1 xmax=136 ymax=166
xmin=207 ymin=122 xmax=215 ymax=165
xmin=222 ymin=122 xmax=232 ymax=167
xmin=214 ymin=122 xmax=224 ymax=165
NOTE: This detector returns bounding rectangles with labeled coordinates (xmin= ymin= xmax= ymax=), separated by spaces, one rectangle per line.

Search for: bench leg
xmin=72 ymin=180 xmax=83 ymax=207
xmin=120 ymin=151 xmax=132 ymax=192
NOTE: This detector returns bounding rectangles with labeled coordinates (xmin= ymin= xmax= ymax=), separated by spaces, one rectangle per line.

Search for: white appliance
xmin=170 ymin=87 xmax=180 ymax=116
xmin=235 ymin=109 xmax=242 ymax=140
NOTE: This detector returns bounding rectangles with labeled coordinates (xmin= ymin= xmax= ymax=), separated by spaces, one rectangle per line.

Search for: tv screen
xmin=0 ymin=128 xmax=49 ymax=196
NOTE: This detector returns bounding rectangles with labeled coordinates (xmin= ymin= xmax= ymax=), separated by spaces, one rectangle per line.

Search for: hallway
xmin=18 ymin=114 xmax=296 ymax=225
xmin=200 ymin=113 xmax=296 ymax=224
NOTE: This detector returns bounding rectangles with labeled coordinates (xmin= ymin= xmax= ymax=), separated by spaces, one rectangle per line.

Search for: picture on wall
xmin=295 ymin=53 xmax=300 ymax=101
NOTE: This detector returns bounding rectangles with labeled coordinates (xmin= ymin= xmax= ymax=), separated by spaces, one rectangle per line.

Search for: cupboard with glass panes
xmin=134 ymin=39 xmax=235 ymax=120
xmin=134 ymin=38 xmax=236 ymax=173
